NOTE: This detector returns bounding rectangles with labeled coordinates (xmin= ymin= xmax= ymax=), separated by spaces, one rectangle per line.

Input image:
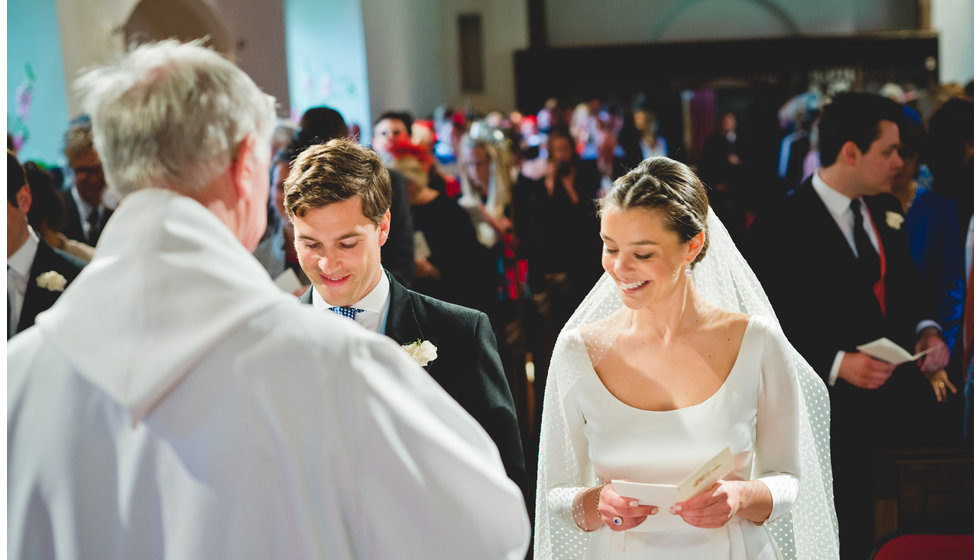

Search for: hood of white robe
xmin=36 ymin=188 xmax=290 ymax=423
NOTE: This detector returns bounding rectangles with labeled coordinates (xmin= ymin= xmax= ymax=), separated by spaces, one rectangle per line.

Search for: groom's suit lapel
xmin=383 ymin=270 xmax=425 ymax=347
xmin=19 ymin=242 xmax=70 ymax=333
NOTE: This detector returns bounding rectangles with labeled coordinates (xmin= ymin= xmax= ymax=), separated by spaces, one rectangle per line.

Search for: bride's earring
xmin=684 ymin=263 xmax=693 ymax=277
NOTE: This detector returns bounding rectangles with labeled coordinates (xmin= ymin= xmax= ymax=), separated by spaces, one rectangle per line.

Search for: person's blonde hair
xmin=458 ymin=128 xmax=511 ymax=218
xmin=63 ymin=123 xmax=95 ymax=162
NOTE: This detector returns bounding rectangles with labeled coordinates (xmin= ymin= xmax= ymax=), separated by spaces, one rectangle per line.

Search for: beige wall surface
xmin=543 ymin=0 xmax=919 ymax=46
xmin=56 ymin=0 xmax=289 ymax=118
xmin=47 ymin=0 xmax=971 ymax=125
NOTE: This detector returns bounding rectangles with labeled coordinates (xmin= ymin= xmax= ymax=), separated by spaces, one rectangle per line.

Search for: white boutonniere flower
xmin=885 ymin=211 xmax=904 ymax=230
xmin=36 ymin=270 xmax=67 ymax=292
xmin=401 ymin=339 xmax=438 ymax=367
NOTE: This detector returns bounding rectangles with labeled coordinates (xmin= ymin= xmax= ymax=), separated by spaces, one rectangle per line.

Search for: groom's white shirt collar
xmin=312 ymin=266 xmax=390 ymax=333
xmin=8 ymin=225 xmax=39 ymax=282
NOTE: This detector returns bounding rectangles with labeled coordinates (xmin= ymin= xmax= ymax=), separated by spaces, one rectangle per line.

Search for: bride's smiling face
xmin=600 ymin=206 xmax=703 ymax=309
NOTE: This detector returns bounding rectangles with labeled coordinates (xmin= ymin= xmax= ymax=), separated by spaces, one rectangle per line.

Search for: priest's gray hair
xmin=75 ymin=39 xmax=276 ymax=198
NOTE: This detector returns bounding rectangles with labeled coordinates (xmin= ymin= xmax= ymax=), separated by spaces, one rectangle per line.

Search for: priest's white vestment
xmin=7 ymin=189 xmax=530 ymax=560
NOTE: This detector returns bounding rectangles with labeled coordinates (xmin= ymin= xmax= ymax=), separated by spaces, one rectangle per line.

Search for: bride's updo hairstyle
xmin=597 ymin=156 xmax=710 ymax=266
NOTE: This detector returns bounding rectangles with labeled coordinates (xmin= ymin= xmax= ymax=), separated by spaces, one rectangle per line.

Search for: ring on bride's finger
xmin=612 ymin=516 xmax=623 ymax=525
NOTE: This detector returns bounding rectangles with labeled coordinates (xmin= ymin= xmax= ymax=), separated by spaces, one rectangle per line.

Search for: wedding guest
xmin=457 ymin=123 xmax=520 ymax=300
xmin=517 ymin=115 xmax=548 ymax=181
xmin=8 ymin=41 xmax=529 ymax=560
xmin=270 ymin=118 xmax=298 ymax=158
xmin=535 ymin=156 xmax=836 ymax=559
xmin=24 ymin=161 xmax=95 ymax=262
xmin=285 ymin=138 xmax=530 ymax=507
xmin=7 ymin=151 xmax=85 ymax=339
xmin=891 ymin=113 xmax=964 ymax=407
xmin=369 ymin=108 xmax=418 ymax=287
xmin=372 ymin=110 xmax=413 ymax=164
xmin=513 ymin=128 xmax=603 ymax=431
xmin=699 ymin=112 xmax=748 ymax=242
xmin=615 ymin=103 xmax=668 ymax=182
xmin=411 ymin=120 xmax=458 ymax=198
xmin=61 ymin=117 xmax=113 ymax=245
xmin=456 ymin=124 xmax=537 ymax=481
xmin=388 ymin=137 xmax=494 ymax=312
xmin=252 ymin=145 xmax=309 ymax=292
xmin=746 ymin=92 xmax=948 ymax=560
xmin=925 ymin=96 xmax=973 ymax=244
xmin=432 ymin=105 xmax=467 ymax=179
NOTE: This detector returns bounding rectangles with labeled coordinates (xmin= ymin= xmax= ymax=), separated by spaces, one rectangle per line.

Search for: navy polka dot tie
xmin=329 ymin=306 xmax=365 ymax=320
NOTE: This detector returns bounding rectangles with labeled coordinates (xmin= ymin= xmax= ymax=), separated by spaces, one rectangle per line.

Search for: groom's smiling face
xmin=293 ymin=196 xmax=390 ymax=308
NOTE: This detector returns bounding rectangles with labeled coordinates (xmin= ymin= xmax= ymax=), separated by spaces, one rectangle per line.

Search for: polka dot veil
xmin=533 ymin=207 xmax=839 ymax=559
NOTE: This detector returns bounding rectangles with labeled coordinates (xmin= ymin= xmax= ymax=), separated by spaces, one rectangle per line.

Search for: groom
xmin=7 ymin=150 xmax=86 ymax=338
xmin=285 ymin=138 xmax=529 ymax=503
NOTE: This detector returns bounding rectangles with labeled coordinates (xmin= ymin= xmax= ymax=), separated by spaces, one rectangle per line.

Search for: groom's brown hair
xmin=283 ymin=138 xmax=392 ymax=225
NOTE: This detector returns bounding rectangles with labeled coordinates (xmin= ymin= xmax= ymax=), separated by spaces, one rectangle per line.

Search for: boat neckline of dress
xmin=579 ymin=314 xmax=759 ymax=414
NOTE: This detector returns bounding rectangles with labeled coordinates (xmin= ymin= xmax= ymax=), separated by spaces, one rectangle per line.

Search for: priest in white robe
xmin=7 ymin=40 xmax=530 ymax=560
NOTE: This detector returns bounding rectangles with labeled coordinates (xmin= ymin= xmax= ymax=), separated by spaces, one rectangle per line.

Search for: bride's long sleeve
xmin=755 ymin=317 xmax=803 ymax=523
xmin=535 ymin=330 xmax=594 ymax=559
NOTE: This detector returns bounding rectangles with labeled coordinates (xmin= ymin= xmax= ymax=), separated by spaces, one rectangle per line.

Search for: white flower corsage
xmin=36 ymin=271 xmax=67 ymax=292
xmin=885 ymin=211 xmax=904 ymax=230
xmin=401 ymin=339 xmax=438 ymax=367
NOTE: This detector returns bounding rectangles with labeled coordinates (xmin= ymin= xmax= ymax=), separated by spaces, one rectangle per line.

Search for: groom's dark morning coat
xmin=300 ymin=270 xmax=529 ymax=501
xmin=13 ymin=241 xmax=86 ymax=336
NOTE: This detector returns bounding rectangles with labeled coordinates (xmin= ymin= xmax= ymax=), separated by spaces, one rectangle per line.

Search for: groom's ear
xmin=378 ymin=210 xmax=391 ymax=246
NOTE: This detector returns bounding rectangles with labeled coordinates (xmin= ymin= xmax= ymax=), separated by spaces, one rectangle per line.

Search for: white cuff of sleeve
xmin=758 ymin=474 xmax=799 ymax=524
xmin=828 ymin=351 xmax=845 ymax=387
xmin=550 ymin=486 xmax=591 ymax=532
xmin=915 ymin=320 xmax=942 ymax=335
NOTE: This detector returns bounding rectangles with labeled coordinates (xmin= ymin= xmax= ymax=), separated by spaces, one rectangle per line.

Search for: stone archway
xmin=650 ymin=0 xmax=801 ymax=42
xmin=123 ymin=0 xmax=233 ymax=57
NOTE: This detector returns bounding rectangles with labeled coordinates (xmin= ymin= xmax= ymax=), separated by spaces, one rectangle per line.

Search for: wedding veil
xmin=533 ymin=206 xmax=839 ymax=559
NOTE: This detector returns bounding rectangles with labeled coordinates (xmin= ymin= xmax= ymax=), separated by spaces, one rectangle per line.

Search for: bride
xmin=534 ymin=157 xmax=838 ymax=559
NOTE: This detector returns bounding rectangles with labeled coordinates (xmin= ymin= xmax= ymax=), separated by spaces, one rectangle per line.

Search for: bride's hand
xmin=598 ymin=484 xmax=659 ymax=531
xmin=671 ymin=481 xmax=742 ymax=528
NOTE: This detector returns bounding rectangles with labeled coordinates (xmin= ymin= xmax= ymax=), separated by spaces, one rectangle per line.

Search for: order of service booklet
xmin=612 ymin=445 xmax=734 ymax=510
xmin=856 ymin=337 xmax=932 ymax=364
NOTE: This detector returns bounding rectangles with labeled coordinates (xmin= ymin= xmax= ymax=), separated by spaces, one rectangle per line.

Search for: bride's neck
xmin=627 ymin=277 xmax=705 ymax=340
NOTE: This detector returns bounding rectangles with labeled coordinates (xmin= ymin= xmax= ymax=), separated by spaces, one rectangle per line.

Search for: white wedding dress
xmin=549 ymin=315 xmax=798 ymax=559
xmin=534 ymin=207 xmax=838 ymax=560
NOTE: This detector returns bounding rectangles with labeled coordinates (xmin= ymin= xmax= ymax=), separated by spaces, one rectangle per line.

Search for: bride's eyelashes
xmin=604 ymin=247 xmax=654 ymax=261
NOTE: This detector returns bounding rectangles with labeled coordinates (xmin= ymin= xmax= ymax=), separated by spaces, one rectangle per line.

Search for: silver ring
xmin=612 ymin=516 xmax=623 ymax=526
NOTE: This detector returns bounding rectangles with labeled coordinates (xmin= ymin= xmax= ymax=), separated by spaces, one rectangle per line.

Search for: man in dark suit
xmin=7 ymin=151 xmax=85 ymax=339
xmin=283 ymin=138 xmax=529 ymax=504
xmin=61 ymin=118 xmax=113 ymax=245
xmin=746 ymin=92 xmax=949 ymax=560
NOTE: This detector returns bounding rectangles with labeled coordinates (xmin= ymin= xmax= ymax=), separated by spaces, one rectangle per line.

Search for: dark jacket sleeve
xmin=745 ymin=207 xmax=840 ymax=381
xmin=470 ymin=311 xmax=530 ymax=503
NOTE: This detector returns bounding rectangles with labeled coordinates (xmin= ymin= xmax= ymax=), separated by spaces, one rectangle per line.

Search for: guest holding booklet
xmin=534 ymin=157 xmax=838 ymax=559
